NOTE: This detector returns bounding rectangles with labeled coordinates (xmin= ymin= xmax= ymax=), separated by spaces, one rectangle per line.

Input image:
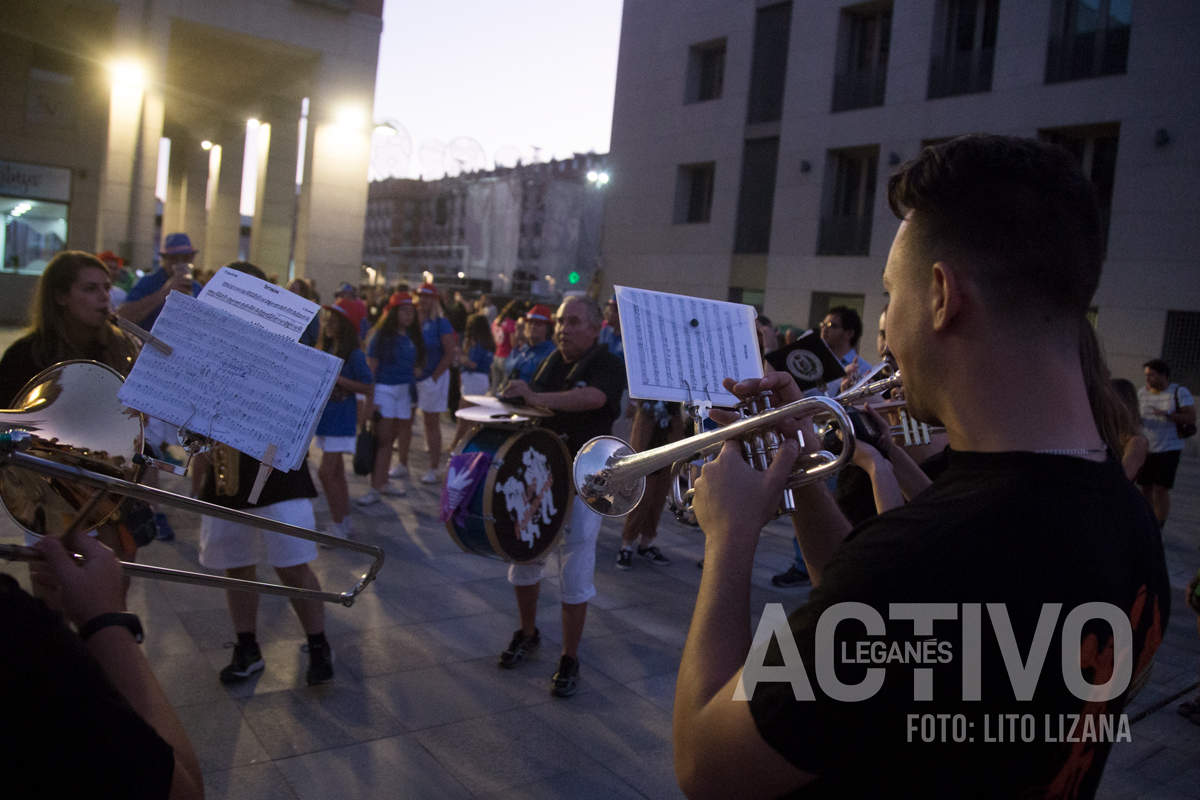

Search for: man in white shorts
xmin=198 ymin=447 xmax=334 ymax=686
xmin=497 ymin=296 xmax=626 ymax=697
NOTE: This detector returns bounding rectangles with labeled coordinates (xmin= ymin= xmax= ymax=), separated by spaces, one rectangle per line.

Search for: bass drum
xmin=446 ymin=425 xmax=573 ymax=564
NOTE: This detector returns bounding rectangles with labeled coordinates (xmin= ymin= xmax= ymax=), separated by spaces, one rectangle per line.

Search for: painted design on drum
xmin=498 ymin=446 xmax=559 ymax=547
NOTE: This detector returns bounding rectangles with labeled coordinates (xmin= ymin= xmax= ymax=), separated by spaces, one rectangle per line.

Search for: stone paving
xmin=2 ymin=405 xmax=1198 ymax=798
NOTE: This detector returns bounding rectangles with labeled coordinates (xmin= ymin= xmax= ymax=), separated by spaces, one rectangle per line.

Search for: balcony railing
xmin=831 ymin=65 xmax=887 ymax=112
xmin=817 ymin=215 xmax=873 ymax=256
xmin=927 ymin=48 xmax=995 ymax=99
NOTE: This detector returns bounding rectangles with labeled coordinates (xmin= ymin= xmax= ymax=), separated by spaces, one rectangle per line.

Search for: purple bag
xmin=439 ymin=451 xmax=492 ymax=526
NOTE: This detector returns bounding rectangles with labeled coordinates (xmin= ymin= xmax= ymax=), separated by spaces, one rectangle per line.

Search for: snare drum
xmin=445 ymin=425 xmax=573 ymax=564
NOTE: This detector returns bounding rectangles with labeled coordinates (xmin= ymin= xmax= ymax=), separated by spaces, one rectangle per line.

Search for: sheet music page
xmin=197 ymin=266 xmax=319 ymax=341
xmin=117 ymin=292 xmax=341 ymax=471
xmin=615 ymin=285 xmax=763 ymax=407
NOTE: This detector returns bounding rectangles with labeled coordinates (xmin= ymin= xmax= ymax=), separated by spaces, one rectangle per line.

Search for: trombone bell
xmin=574 ymin=436 xmax=645 ymax=517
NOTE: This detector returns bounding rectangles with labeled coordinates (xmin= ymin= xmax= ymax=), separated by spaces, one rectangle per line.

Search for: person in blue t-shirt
xmin=116 ymin=232 xmax=202 ymax=330
xmin=314 ymin=306 xmax=373 ymax=538
xmin=505 ymin=304 xmax=557 ymax=384
xmin=449 ymin=312 xmax=497 ymax=452
xmin=357 ymin=292 xmax=425 ymax=506
xmin=598 ymin=297 xmax=624 ymax=361
xmin=413 ymin=283 xmax=458 ymax=484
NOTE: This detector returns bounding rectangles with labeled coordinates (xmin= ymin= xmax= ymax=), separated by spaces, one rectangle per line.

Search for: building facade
xmin=363 ymin=153 xmax=608 ymax=299
xmin=0 ymin=0 xmax=382 ymax=322
xmin=602 ymin=0 xmax=1199 ymax=389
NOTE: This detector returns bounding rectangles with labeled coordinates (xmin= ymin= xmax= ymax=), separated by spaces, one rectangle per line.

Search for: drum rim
xmin=444 ymin=424 xmax=575 ymax=564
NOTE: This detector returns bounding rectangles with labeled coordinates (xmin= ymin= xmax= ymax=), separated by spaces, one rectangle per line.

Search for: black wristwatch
xmin=79 ymin=612 xmax=145 ymax=644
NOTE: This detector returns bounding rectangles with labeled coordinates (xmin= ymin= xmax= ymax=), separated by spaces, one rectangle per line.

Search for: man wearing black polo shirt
xmin=499 ymin=296 xmax=626 ymax=697
xmin=674 ymin=136 xmax=1169 ymax=799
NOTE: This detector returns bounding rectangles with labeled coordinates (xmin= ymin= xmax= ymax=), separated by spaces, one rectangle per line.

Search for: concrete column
xmin=295 ymin=68 xmax=372 ymax=296
xmin=249 ymin=100 xmax=301 ymax=277
xmin=204 ymin=121 xmax=244 ymax=273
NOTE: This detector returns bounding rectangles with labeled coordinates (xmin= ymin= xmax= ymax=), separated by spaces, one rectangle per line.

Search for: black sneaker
xmin=771 ymin=565 xmax=811 ymax=588
xmin=616 ymin=547 xmax=633 ymax=570
xmin=498 ymin=628 xmax=539 ymax=669
xmin=637 ymin=545 xmax=671 ymax=566
xmin=550 ymin=654 xmax=579 ymax=697
xmin=305 ymin=641 xmax=335 ymax=686
xmin=219 ymin=642 xmax=264 ymax=683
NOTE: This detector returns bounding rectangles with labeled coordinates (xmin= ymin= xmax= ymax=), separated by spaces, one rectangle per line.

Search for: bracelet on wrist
xmin=78 ymin=612 xmax=144 ymax=644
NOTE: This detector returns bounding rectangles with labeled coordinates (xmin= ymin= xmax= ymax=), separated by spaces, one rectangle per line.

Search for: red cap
xmin=416 ymin=283 xmax=439 ymax=298
xmin=324 ymin=304 xmax=349 ymax=317
xmin=95 ymin=250 xmax=123 ymax=268
xmin=386 ymin=291 xmax=414 ymax=309
xmin=525 ymin=304 xmax=554 ymax=323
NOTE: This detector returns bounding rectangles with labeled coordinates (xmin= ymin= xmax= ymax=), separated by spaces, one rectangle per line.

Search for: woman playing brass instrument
xmin=0 ymin=251 xmax=144 ymax=565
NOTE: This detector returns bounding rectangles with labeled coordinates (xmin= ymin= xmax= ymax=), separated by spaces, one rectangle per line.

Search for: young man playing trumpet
xmin=673 ymin=135 xmax=1169 ymax=799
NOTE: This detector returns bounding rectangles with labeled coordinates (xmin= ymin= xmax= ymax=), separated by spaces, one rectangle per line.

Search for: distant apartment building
xmin=363 ymin=153 xmax=608 ymax=298
xmin=603 ymin=0 xmax=1199 ymax=388
xmin=0 ymin=0 xmax=382 ymax=322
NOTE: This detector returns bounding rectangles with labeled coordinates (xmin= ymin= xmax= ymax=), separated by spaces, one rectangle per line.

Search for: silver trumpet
xmin=0 ymin=361 xmax=384 ymax=606
xmin=573 ymin=373 xmax=906 ymax=519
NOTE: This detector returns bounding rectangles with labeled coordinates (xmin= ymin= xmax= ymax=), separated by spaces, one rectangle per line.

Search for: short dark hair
xmin=888 ymin=134 xmax=1103 ymax=325
xmin=1143 ymin=358 xmax=1170 ymax=377
xmin=827 ymin=305 xmax=863 ymax=348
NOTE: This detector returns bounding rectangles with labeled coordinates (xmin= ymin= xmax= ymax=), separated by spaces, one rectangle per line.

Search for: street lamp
xmin=587 ymin=171 xmax=610 ymax=185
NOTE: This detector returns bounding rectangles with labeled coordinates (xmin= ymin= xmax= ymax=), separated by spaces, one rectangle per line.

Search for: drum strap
xmin=530 ymin=343 xmax=608 ymax=395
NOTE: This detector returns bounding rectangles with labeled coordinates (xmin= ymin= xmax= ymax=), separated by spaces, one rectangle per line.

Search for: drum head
xmin=454 ymin=406 xmax=531 ymax=425
xmin=461 ymin=394 xmax=553 ymax=418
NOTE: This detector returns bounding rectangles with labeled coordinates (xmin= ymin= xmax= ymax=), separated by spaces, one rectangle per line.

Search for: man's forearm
xmin=790 ymin=483 xmax=852 ymax=585
xmin=116 ymin=290 xmax=166 ymax=323
xmin=527 ymin=386 xmax=607 ymax=413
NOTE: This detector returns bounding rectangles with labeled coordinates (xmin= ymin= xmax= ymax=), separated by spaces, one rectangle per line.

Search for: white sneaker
xmin=320 ymin=519 xmax=351 ymax=549
xmin=355 ymin=488 xmax=381 ymax=506
xmin=421 ymin=469 xmax=440 ymax=484
xmin=379 ymin=482 xmax=406 ymax=497
xmin=389 ymin=462 xmax=409 ymax=479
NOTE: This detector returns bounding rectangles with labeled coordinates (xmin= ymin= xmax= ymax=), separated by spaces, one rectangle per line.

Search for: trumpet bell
xmin=574 ymin=435 xmax=645 ymax=517
xmin=0 ymin=361 xmax=143 ymax=538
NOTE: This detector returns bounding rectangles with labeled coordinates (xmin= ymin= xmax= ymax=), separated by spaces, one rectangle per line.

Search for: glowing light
xmin=201 ymin=140 xmax=213 ymax=150
xmin=568 ymin=271 xmax=581 ymax=285
xmin=336 ymin=106 xmax=366 ymax=129
xmin=457 ymin=271 xmax=465 ymax=279
xmin=110 ymin=60 xmax=145 ymax=87
xmin=587 ymin=171 xmax=598 ymax=182
xmin=597 ymin=172 xmax=609 ymax=184
xmin=155 ymin=137 xmax=171 ymax=203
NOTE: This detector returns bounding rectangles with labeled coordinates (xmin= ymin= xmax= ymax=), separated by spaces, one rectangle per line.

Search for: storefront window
xmin=2 ymin=197 xmax=68 ymax=274
xmin=0 ymin=159 xmax=72 ymax=275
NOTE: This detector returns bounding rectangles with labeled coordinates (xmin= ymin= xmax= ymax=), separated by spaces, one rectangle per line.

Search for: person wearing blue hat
xmin=116 ymin=232 xmax=202 ymax=331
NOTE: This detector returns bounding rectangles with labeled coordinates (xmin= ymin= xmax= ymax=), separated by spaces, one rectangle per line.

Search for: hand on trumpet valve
xmin=32 ymin=533 xmax=125 ymax=629
xmin=710 ymin=373 xmax=823 ymax=449
xmin=692 ymin=438 xmax=800 ymax=540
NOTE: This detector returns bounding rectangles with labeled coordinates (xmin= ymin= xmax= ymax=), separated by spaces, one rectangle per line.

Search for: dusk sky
xmin=371 ymin=0 xmax=625 ymax=179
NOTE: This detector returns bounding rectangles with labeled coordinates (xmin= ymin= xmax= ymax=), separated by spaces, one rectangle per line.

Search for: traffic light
xmin=568 ymin=271 xmax=581 ymax=285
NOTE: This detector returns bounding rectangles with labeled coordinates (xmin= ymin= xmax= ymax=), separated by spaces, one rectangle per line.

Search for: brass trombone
xmin=573 ymin=374 xmax=906 ymax=518
xmin=0 ymin=361 xmax=384 ymax=607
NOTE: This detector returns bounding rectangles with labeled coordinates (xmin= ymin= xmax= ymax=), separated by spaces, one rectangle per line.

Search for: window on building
xmin=928 ymin=0 xmax=1000 ymax=98
xmin=746 ymin=3 xmax=793 ymax=124
xmin=673 ymin=162 xmax=717 ymax=224
xmin=1045 ymin=0 xmax=1131 ymax=83
xmin=733 ymin=138 xmax=781 ymax=253
xmin=435 ymin=195 xmax=449 ymax=225
xmin=1161 ymin=311 xmax=1200 ymax=397
xmin=728 ymin=288 xmax=766 ymax=311
xmin=2 ymin=197 xmax=69 ymax=273
xmin=686 ymin=39 xmax=727 ymax=103
xmin=1039 ymin=123 xmax=1119 ymax=252
xmin=832 ymin=3 xmax=892 ymax=112
xmin=809 ymin=292 xmax=866 ymax=332
xmin=817 ymin=147 xmax=879 ymax=256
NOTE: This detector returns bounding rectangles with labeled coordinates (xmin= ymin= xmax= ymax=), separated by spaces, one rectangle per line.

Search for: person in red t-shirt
xmin=334 ymin=283 xmax=370 ymax=339
xmin=489 ymin=300 xmax=526 ymax=392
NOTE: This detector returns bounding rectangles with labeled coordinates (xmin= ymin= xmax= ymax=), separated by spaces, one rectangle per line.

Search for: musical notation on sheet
xmin=117 ymin=292 xmax=341 ymax=471
xmin=197 ymin=266 xmax=319 ymax=341
xmin=615 ymin=285 xmax=763 ymax=407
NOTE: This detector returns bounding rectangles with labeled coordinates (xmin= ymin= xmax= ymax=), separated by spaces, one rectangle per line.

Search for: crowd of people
xmin=1 ymin=134 xmax=1196 ymax=798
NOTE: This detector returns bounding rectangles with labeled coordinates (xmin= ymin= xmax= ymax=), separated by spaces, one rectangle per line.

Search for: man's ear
xmin=930 ymin=262 xmax=963 ymax=332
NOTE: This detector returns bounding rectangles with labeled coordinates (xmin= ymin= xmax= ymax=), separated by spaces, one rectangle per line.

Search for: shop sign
xmin=0 ymin=160 xmax=72 ymax=203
